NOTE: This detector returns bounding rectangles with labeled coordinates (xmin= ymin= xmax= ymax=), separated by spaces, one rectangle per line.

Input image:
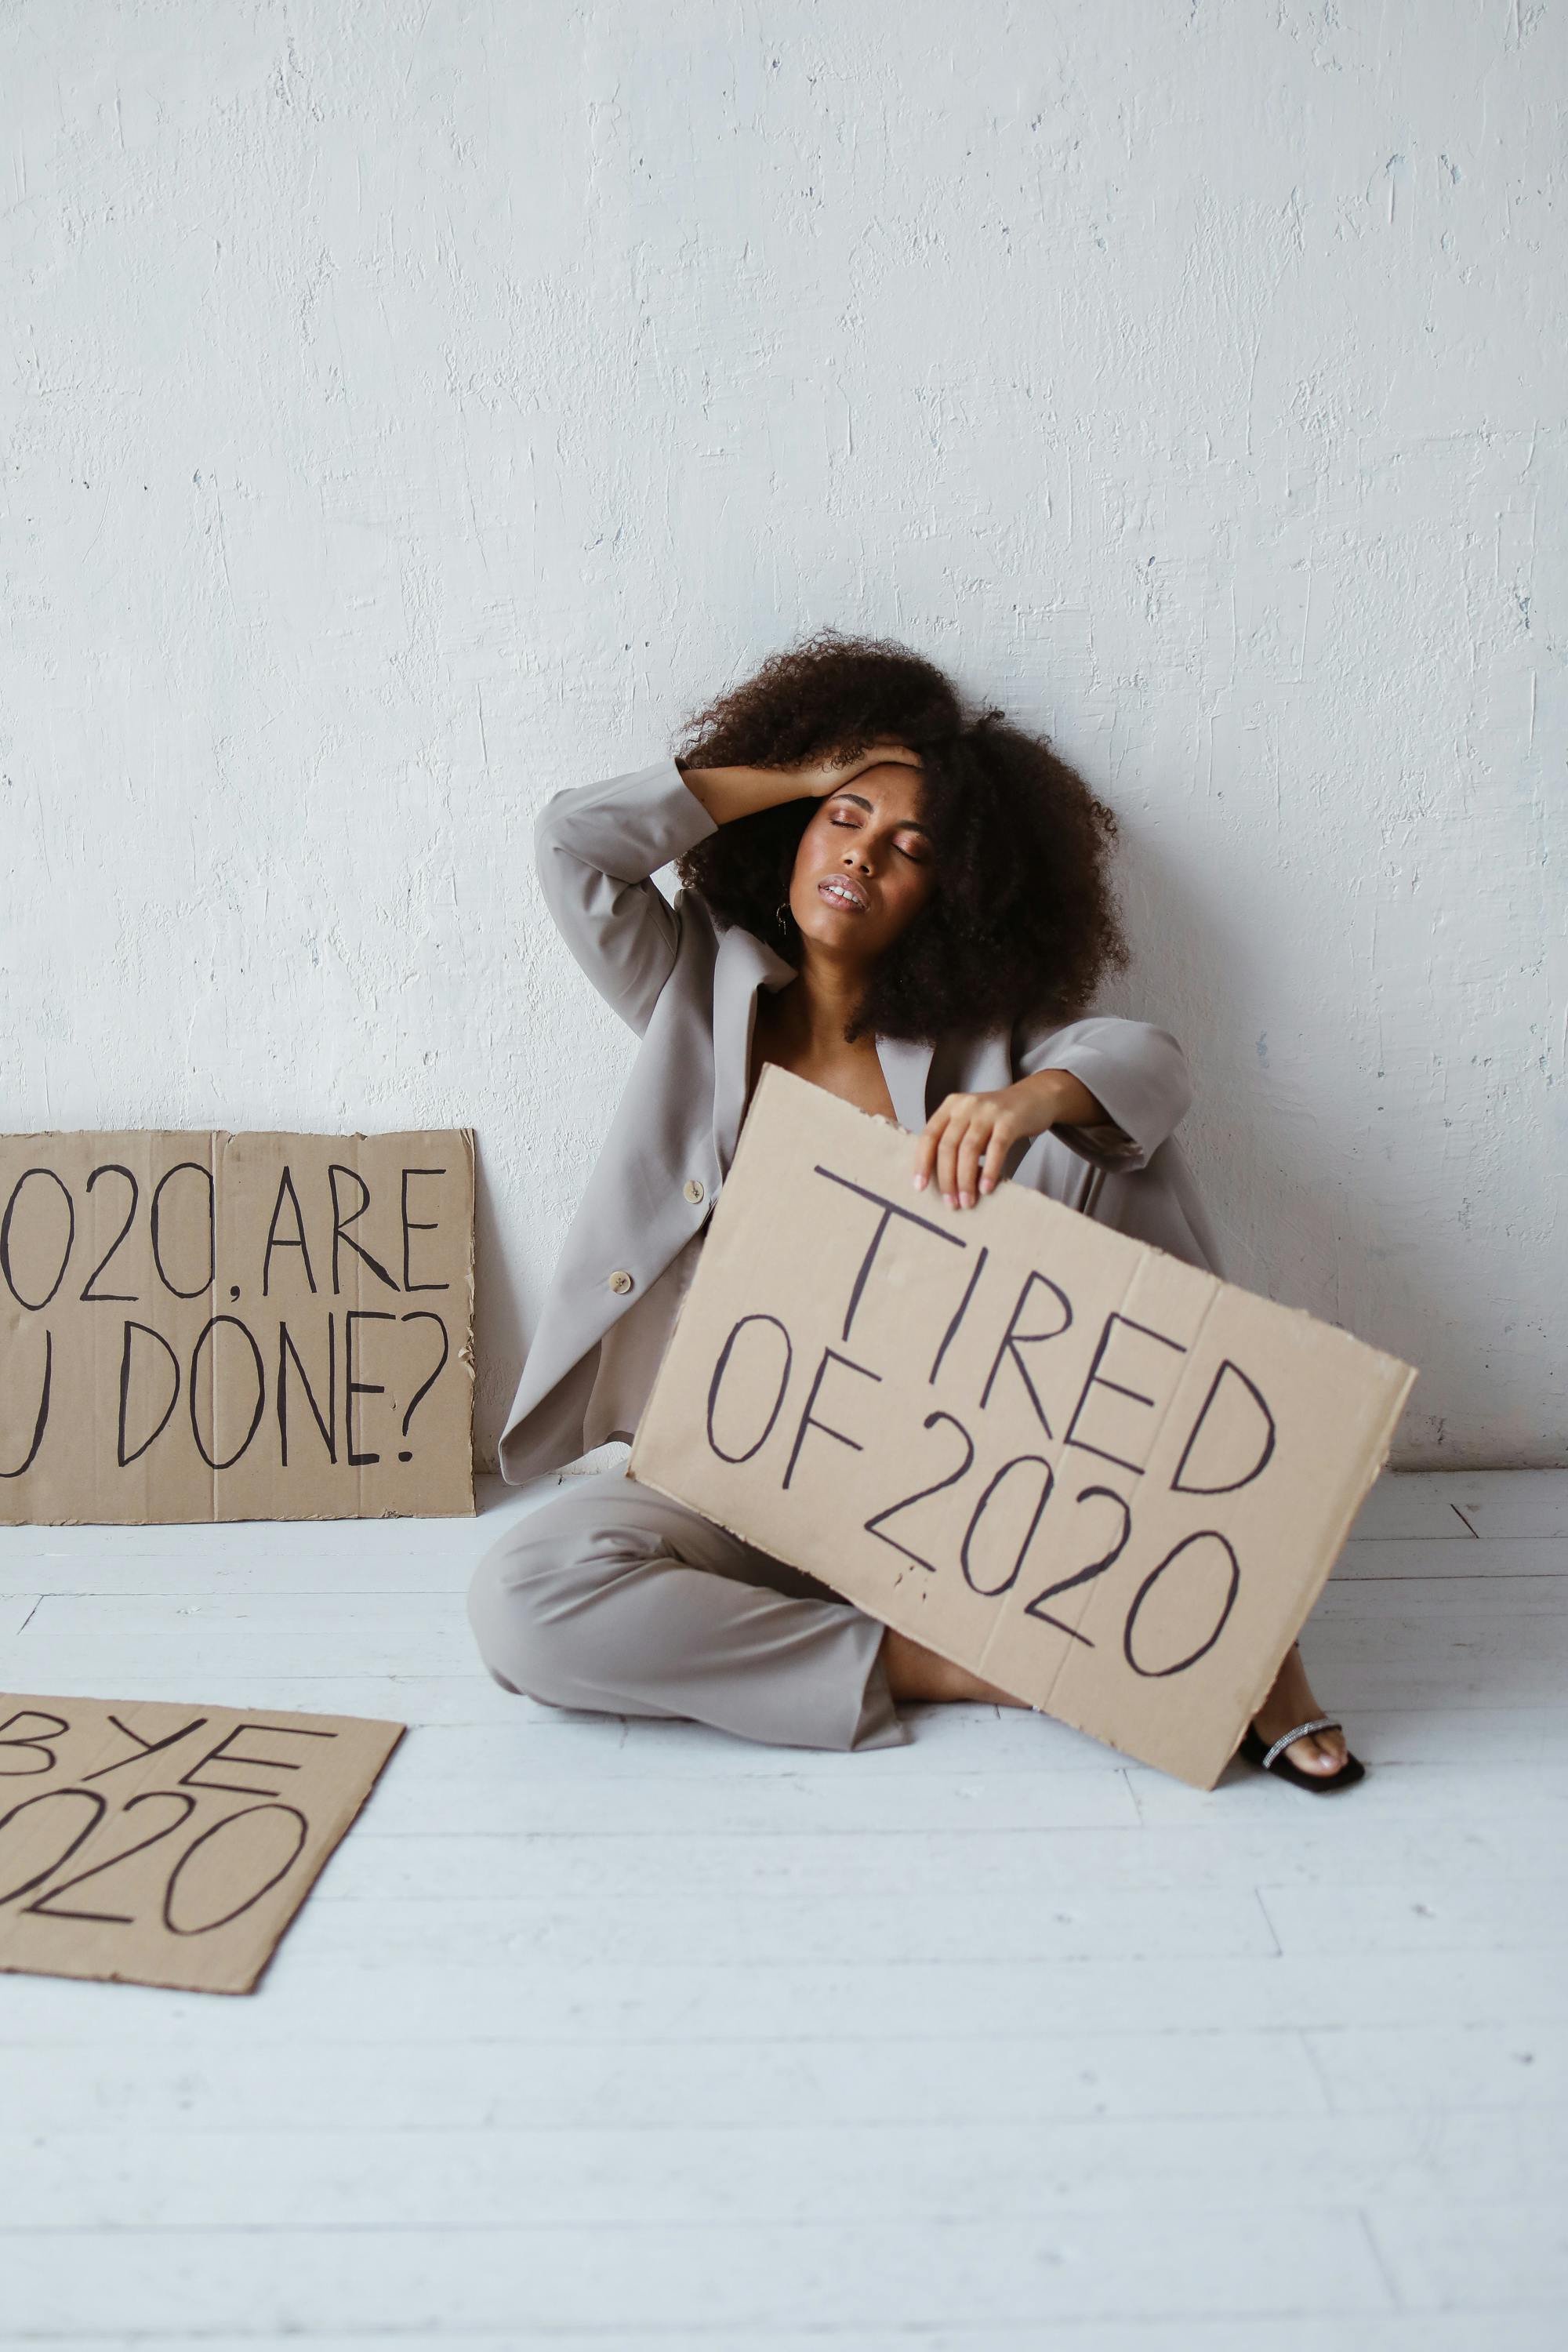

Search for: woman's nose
xmin=842 ymin=845 xmax=872 ymax=873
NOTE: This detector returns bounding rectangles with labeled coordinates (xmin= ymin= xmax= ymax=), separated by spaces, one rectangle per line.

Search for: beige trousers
xmin=466 ymin=1469 xmax=906 ymax=1752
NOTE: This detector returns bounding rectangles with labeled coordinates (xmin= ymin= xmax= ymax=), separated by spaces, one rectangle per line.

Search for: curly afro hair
xmin=673 ymin=629 xmax=1128 ymax=1045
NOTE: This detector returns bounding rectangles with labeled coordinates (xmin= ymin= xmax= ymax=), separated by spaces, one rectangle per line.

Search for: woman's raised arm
xmin=535 ymin=745 xmax=920 ymax=1036
xmin=533 ymin=760 xmax=719 ymax=1036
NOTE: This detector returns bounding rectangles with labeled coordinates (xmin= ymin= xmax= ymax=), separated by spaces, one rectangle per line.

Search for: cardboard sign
xmin=0 ymin=1131 xmax=475 ymax=1523
xmin=630 ymin=1068 xmax=1417 ymax=1788
xmin=0 ymin=1693 xmax=403 ymax=1994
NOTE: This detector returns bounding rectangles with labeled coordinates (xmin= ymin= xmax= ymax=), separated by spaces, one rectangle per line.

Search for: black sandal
xmin=1238 ymin=1714 xmax=1367 ymax=1793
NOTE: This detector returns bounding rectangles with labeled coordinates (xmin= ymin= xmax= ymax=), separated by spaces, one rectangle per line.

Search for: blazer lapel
xmin=713 ymin=924 xmax=797 ymax=1168
xmin=876 ymin=1029 xmax=1014 ymax=1131
xmin=963 ymin=1029 xmax=1016 ymax=1098
xmin=875 ymin=1034 xmax=935 ymax=1132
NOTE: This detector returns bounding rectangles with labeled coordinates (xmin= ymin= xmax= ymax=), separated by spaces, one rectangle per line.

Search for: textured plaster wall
xmin=4 ymin=1 xmax=1563 ymax=1470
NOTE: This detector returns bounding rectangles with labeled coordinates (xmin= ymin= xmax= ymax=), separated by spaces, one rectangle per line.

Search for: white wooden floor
xmin=2 ymin=1468 xmax=1566 ymax=2349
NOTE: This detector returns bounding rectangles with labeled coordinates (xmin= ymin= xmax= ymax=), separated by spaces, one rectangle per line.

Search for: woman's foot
xmin=880 ymin=1631 xmax=1352 ymax=1783
xmin=1250 ymin=1642 xmax=1350 ymax=1777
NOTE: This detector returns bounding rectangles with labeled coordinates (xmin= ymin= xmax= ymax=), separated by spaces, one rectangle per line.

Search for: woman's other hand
xmin=913 ymin=1070 xmax=1109 ymax=1209
xmin=680 ymin=742 xmax=922 ymax=826
xmin=794 ymin=742 xmax=924 ymax=797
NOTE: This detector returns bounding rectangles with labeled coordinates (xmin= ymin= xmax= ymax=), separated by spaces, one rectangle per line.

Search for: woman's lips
xmin=818 ymin=877 xmax=869 ymax=913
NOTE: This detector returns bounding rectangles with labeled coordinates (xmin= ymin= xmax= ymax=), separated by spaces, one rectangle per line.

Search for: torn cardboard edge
xmin=1 ymin=1128 xmax=477 ymax=1524
xmin=0 ymin=1692 xmax=406 ymax=1995
xmin=631 ymin=1065 xmax=1417 ymax=1788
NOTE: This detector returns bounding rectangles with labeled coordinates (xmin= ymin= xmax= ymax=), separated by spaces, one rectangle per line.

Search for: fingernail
xmin=960 ymin=1192 xmax=975 ymax=1208
xmin=912 ymin=1172 xmax=925 ymax=1189
xmin=943 ymin=1192 xmax=955 ymax=1209
xmin=978 ymin=1177 xmax=993 ymax=1194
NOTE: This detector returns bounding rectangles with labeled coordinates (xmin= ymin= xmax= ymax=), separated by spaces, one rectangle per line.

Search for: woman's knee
xmin=465 ymin=1505 xmax=644 ymax=1709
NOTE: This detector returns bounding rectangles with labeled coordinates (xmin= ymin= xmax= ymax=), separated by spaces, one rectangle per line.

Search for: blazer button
xmin=608 ymin=1269 xmax=634 ymax=1294
xmin=683 ymin=1178 xmax=706 ymax=1204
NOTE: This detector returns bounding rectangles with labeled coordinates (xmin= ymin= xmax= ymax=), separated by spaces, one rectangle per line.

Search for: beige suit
xmin=470 ymin=759 xmax=1225 ymax=1750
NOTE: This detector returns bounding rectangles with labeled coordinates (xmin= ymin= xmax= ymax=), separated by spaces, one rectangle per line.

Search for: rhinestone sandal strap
xmin=1259 ymin=1715 xmax=1342 ymax=1772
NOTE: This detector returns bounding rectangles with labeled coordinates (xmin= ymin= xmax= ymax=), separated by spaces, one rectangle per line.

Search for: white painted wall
xmin=4 ymin=1 xmax=1563 ymax=1468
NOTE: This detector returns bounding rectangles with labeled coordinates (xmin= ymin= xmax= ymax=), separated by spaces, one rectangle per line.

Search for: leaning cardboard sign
xmin=630 ymin=1068 xmax=1417 ymax=1788
xmin=0 ymin=1693 xmax=403 ymax=1994
xmin=0 ymin=1130 xmax=475 ymax=1523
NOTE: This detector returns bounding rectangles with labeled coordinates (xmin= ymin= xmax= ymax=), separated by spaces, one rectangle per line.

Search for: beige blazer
xmin=497 ymin=760 xmax=1225 ymax=1483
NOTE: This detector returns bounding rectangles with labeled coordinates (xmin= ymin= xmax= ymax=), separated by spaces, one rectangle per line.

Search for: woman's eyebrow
xmin=829 ymin=790 xmax=934 ymax=837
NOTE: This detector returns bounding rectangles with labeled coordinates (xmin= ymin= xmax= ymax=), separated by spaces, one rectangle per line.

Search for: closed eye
xmin=829 ymin=812 xmax=927 ymax=861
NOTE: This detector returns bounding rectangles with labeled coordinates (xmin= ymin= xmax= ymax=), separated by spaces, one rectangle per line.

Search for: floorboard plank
xmin=1332 ymin=1537 xmax=1568 ymax=1584
xmin=3 ymin=2109 xmax=1565 ymax=2228
xmin=1435 ymin=1470 xmax=1568 ymax=1541
xmin=0 ymin=2028 xmax=1331 ymax=2133
xmin=304 ymin=1817 xmax=1565 ymax=1905
xmin=3 ymin=1946 xmax=1559 ymax=2047
xmin=1344 ymin=1475 xmax=1477 ymax=1541
xmin=0 ymin=2212 xmax=1395 ymax=2334
xmin=19 ymin=2322 xmax=1568 ymax=2352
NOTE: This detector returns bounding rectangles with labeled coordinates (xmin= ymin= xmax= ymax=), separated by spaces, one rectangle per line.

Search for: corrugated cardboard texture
xmin=631 ymin=1068 xmax=1417 ymax=1789
xmin=0 ymin=1693 xmax=404 ymax=1994
xmin=0 ymin=1131 xmax=475 ymax=1522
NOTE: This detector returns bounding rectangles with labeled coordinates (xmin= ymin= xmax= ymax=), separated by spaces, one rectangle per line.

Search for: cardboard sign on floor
xmin=0 ymin=1129 xmax=475 ymax=1522
xmin=0 ymin=1693 xmax=403 ymax=1994
xmin=630 ymin=1067 xmax=1417 ymax=1788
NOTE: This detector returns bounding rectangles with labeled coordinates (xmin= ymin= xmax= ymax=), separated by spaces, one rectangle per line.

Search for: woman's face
xmin=786 ymin=763 xmax=937 ymax=964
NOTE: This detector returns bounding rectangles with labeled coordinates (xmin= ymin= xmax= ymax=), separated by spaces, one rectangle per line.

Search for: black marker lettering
xmin=979 ymin=1269 xmax=1073 ymax=1433
xmin=179 ymin=1721 xmax=337 ymax=1799
xmin=117 ymin=1320 xmax=180 ymax=1468
xmin=24 ymin=1789 xmax=197 ymax=1925
xmin=1123 ymin=1530 xmax=1241 ymax=1677
xmin=80 ymin=1164 xmax=140 ymax=1301
xmin=0 ymin=1167 xmax=74 ymax=1310
xmin=262 ymin=1167 xmax=318 ymax=1298
xmin=1022 ymin=1484 xmax=1132 ymax=1644
xmin=0 ymin=1710 xmax=70 ymax=1777
xmin=278 ymin=1315 xmax=337 ymax=1467
xmin=2 ymin=1329 xmax=52 ymax=1478
xmin=863 ymin=1411 xmax=975 ymax=1573
xmin=400 ymin=1169 xmax=449 ymax=1291
xmin=345 ymin=1309 xmax=396 ymax=1465
xmin=163 ymin=1802 xmax=310 ymax=1936
xmin=811 ymin=1165 xmax=966 ymax=1344
xmin=397 ymin=1311 xmax=449 ymax=1458
xmin=960 ymin=1453 xmax=1054 ymax=1598
xmin=782 ymin=1345 xmax=881 ymax=1490
xmin=0 ymin=1788 xmax=106 ymax=1906
xmin=188 ymin=1316 xmax=266 ymax=1472
xmin=706 ymin=1314 xmax=793 ymax=1463
xmin=149 ymin=1160 xmax=215 ymax=1299
xmin=1171 ymin=1360 xmax=1278 ymax=1495
xmin=328 ymin=1166 xmax=399 ymax=1296
xmin=1064 ymin=1311 xmax=1186 ymax=1475
xmin=80 ymin=1712 xmax=209 ymax=1784
xmin=929 ymin=1246 xmax=989 ymax=1385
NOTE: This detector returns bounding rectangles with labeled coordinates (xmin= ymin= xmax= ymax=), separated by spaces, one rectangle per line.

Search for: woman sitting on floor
xmin=468 ymin=632 xmax=1359 ymax=1788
